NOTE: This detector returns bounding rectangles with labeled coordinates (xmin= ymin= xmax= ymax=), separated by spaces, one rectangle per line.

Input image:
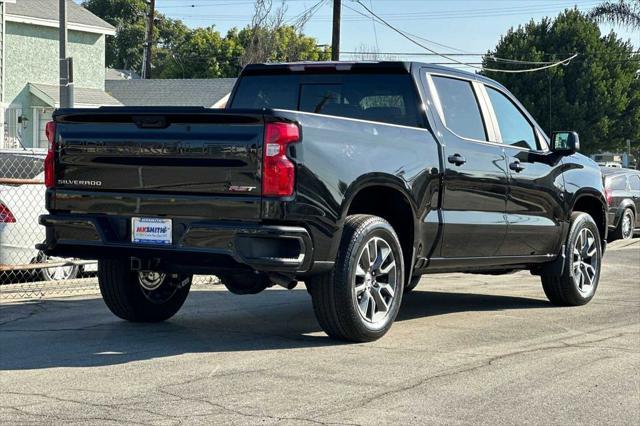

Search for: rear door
xmin=482 ymin=84 xmax=564 ymax=257
xmin=425 ymin=73 xmax=508 ymax=258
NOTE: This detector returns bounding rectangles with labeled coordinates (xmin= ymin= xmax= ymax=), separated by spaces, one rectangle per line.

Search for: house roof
xmin=6 ymin=0 xmax=115 ymax=35
xmin=29 ymin=83 xmax=122 ymax=107
xmin=105 ymin=79 xmax=237 ymax=107
xmin=105 ymin=68 xmax=141 ymax=81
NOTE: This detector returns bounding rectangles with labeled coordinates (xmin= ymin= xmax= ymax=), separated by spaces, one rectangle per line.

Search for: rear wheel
xmin=611 ymin=208 xmax=635 ymax=240
xmin=98 ymin=259 xmax=191 ymax=322
xmin=308 ymin=215 xmax=404 ymax=342
xmin=541 ymin=212 xmax=602 ymax=306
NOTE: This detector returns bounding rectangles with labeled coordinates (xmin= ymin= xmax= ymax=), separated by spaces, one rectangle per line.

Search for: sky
xmin=151 ymin=0 xmax=638 ymax=71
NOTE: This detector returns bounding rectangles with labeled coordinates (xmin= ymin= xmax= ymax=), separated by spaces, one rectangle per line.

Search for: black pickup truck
xmin=39 ymin=62 xmax=607 ymax=342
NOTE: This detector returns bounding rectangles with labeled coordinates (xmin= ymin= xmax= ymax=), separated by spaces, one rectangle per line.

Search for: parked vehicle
xmin=0 ymin=151 xmax=95 ymax=281
xmin=598 ymin=162 xmax=622 ymax=168
xmin=603 ymin=167 xmax=640 ymax=240
xmin=39 ymin=62 xmax=607 ymax=341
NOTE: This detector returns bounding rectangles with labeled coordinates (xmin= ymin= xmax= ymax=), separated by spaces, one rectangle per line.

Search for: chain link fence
xmin=0 ymin=149 xmax=218 ymax=301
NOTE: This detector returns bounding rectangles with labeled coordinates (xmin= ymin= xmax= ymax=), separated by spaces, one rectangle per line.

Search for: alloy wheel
xmin=354 ymin=236 xmax=399 ymax=324
xmin=621 ymin=211 xmax=633 ymax=239
xmin=571 ymin=228 xmax=599 ymax=296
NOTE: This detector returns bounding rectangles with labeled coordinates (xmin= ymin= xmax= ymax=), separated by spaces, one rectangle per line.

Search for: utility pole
xmin=59 ymin=0 xmax=73 ymax=107
xmin=142 ymin=0 xmax=156 ymax=79
xmin=331 ymin=0 xmax=341 ymax=61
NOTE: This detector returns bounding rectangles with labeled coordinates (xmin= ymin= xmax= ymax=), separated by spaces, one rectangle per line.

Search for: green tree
xmin=482 ymin=9 xmax=640 ymax=154
xmin=589 ymin=0 xmax=640 ymax=30
xmin=82 ymin=0 xmax=147 ymax=71
xmin=83 ymin=0 xmax=330 ymax=78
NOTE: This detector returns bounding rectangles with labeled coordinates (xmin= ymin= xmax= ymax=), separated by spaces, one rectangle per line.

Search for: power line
xmin=352 ymin=0 xmax=579 ymax=73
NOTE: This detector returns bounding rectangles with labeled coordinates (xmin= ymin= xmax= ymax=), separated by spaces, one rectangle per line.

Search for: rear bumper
xmin=38 ymin=214 xmax=315 ymax=274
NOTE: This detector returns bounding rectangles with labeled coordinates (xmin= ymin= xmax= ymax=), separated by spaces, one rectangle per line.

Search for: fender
xmin=324 ymin=174 xmax=421 ymax=265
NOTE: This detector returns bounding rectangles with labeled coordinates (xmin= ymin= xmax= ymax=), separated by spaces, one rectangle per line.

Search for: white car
xmin=0 ymin=151 xmax=96 ymax=281
xmin=598 ymin=161 xmax=623 ymax=168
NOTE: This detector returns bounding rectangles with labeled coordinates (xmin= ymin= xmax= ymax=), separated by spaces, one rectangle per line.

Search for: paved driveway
xmin=1 ymin=241 xmax=638 ymax=425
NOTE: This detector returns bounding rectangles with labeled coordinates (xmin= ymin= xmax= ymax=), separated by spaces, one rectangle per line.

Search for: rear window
xmin=230 ymin=74 xmax=421 ymax=127
xmin=606 ymin=175 xmax=628 ymax=190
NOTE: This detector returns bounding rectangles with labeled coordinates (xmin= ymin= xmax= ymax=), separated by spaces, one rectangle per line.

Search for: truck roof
xmin=240 ymin=61 xmax=506 ymax=90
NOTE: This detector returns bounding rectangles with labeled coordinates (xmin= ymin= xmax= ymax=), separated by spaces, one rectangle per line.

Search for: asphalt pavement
xmin=1 ymin=240 xmax=638 ymax=425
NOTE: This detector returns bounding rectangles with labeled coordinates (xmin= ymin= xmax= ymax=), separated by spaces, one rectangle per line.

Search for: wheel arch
xmin=339 ymin=176 xmax=418 ymax=281
xmin=571 ymin=191 xmax=608 ymax=242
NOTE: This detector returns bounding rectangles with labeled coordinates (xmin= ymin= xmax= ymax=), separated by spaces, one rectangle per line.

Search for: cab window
xmin=430 ymin=75 xmax=487 ymax=141
xmin=486 ymin=86 xmax=537 ymax=150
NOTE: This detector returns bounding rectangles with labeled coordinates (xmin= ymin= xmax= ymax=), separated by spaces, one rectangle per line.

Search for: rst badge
xmin=228 ymin=185 xmax=256 ymax=192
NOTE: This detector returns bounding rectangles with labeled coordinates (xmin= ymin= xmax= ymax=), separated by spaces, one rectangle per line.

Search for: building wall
xmin=3 ymin=21 xmax=106 ymax=148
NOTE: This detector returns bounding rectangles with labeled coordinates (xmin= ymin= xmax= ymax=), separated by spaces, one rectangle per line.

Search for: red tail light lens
xmin=44 ymin=121 xmax=56 ymax=188
xmin=262 ymin=122 xmax=300 ymax=197
xmin=605 ymin=188 xmax=613 ymax=206
xmin=0 ymin=202 xmax=16 ymax=223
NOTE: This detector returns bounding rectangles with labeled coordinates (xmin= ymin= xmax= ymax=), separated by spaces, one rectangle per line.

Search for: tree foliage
xmin=589 ymin=0 xmax=640 ymax=30
xmin=83 ymin=0 xmax=329 ymax=79
xmin=482 ymin=9 xmax=640 ymax=154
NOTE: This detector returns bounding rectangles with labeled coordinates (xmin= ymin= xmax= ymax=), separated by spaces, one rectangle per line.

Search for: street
xmin=1 ymin=240 xmax=638 ymax=425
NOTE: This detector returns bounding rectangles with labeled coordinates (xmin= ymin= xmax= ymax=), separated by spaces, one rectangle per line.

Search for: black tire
xmin=98 ymin=259 xmax=191 ymax=322
xmin=307 ymin=214 xmax=405 ymax=342
xmin=541 ymin=212 xmax=602 ymax=306
xmin=404 ymin=275 xmax=421 ymax=294
xmin=611 ymin=208 xmax=635 ymax=241
xmin=220 ymin=272 xmax=271 ymax=295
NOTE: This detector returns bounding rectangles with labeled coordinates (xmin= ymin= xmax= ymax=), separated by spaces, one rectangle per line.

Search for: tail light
xmin=0 ymin=202 xmax=16 ymax=223
xmin=44 ymin=121 xmax=56 ymax=188
xmin=262 ymin=122 xmax=300 ymax=197
xmin=605 ymin=187 xmax=613 ymax=206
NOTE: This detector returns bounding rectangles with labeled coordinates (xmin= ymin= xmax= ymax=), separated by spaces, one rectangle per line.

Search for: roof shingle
xmin=105 ymin=79 xmax=237 ymax=107
xmin=6 ymin=0 xmax=114 ymax=32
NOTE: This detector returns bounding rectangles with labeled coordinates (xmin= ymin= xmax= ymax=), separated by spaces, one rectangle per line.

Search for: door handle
xmin=509 ymin=161 xmax=525 ymax=173
xmin=447 ymin=153 xmax=466 ymax=166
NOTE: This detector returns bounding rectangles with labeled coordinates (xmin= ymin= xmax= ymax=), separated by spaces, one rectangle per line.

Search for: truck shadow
xmin=0 ymin=288 xmax=550 ymax=371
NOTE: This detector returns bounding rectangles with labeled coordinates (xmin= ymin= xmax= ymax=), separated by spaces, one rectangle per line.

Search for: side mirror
xmin=551 ymin=131 xmax=580 ymax=154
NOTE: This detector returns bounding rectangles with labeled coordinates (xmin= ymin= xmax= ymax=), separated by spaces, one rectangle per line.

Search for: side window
xmin=431 ymin=75 xmax=487 ymax=141
xmin=629 ymin=174 xmax=640 ymax=191
xmin=486 ymin=86 xmax=537 ymax=150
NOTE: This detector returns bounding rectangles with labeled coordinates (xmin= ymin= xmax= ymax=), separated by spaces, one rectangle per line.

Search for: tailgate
xmin=51 ymin=107 xmax=265 ymax=220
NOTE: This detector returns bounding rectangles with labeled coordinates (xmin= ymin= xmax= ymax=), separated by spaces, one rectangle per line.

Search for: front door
xmin=483 ymin=85 xmax=564 ymax=257
xmin=426 ymin=73 xmax=509 ymax=258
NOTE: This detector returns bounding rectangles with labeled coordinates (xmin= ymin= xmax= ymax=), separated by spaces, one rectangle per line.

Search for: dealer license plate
xmin=132 ymin=217 xmax=172 ymax=245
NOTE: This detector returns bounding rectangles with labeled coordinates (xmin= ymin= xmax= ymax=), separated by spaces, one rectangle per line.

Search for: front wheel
xmin=37 ymin=252 xmax=79 ymax=281
xmin=308 ymin=215 xmax=404 ymax=342
xmin=98 ymin=259 xmax=192 ymax=322
xmin=541 ymin=212 xmax=602 ymax=306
